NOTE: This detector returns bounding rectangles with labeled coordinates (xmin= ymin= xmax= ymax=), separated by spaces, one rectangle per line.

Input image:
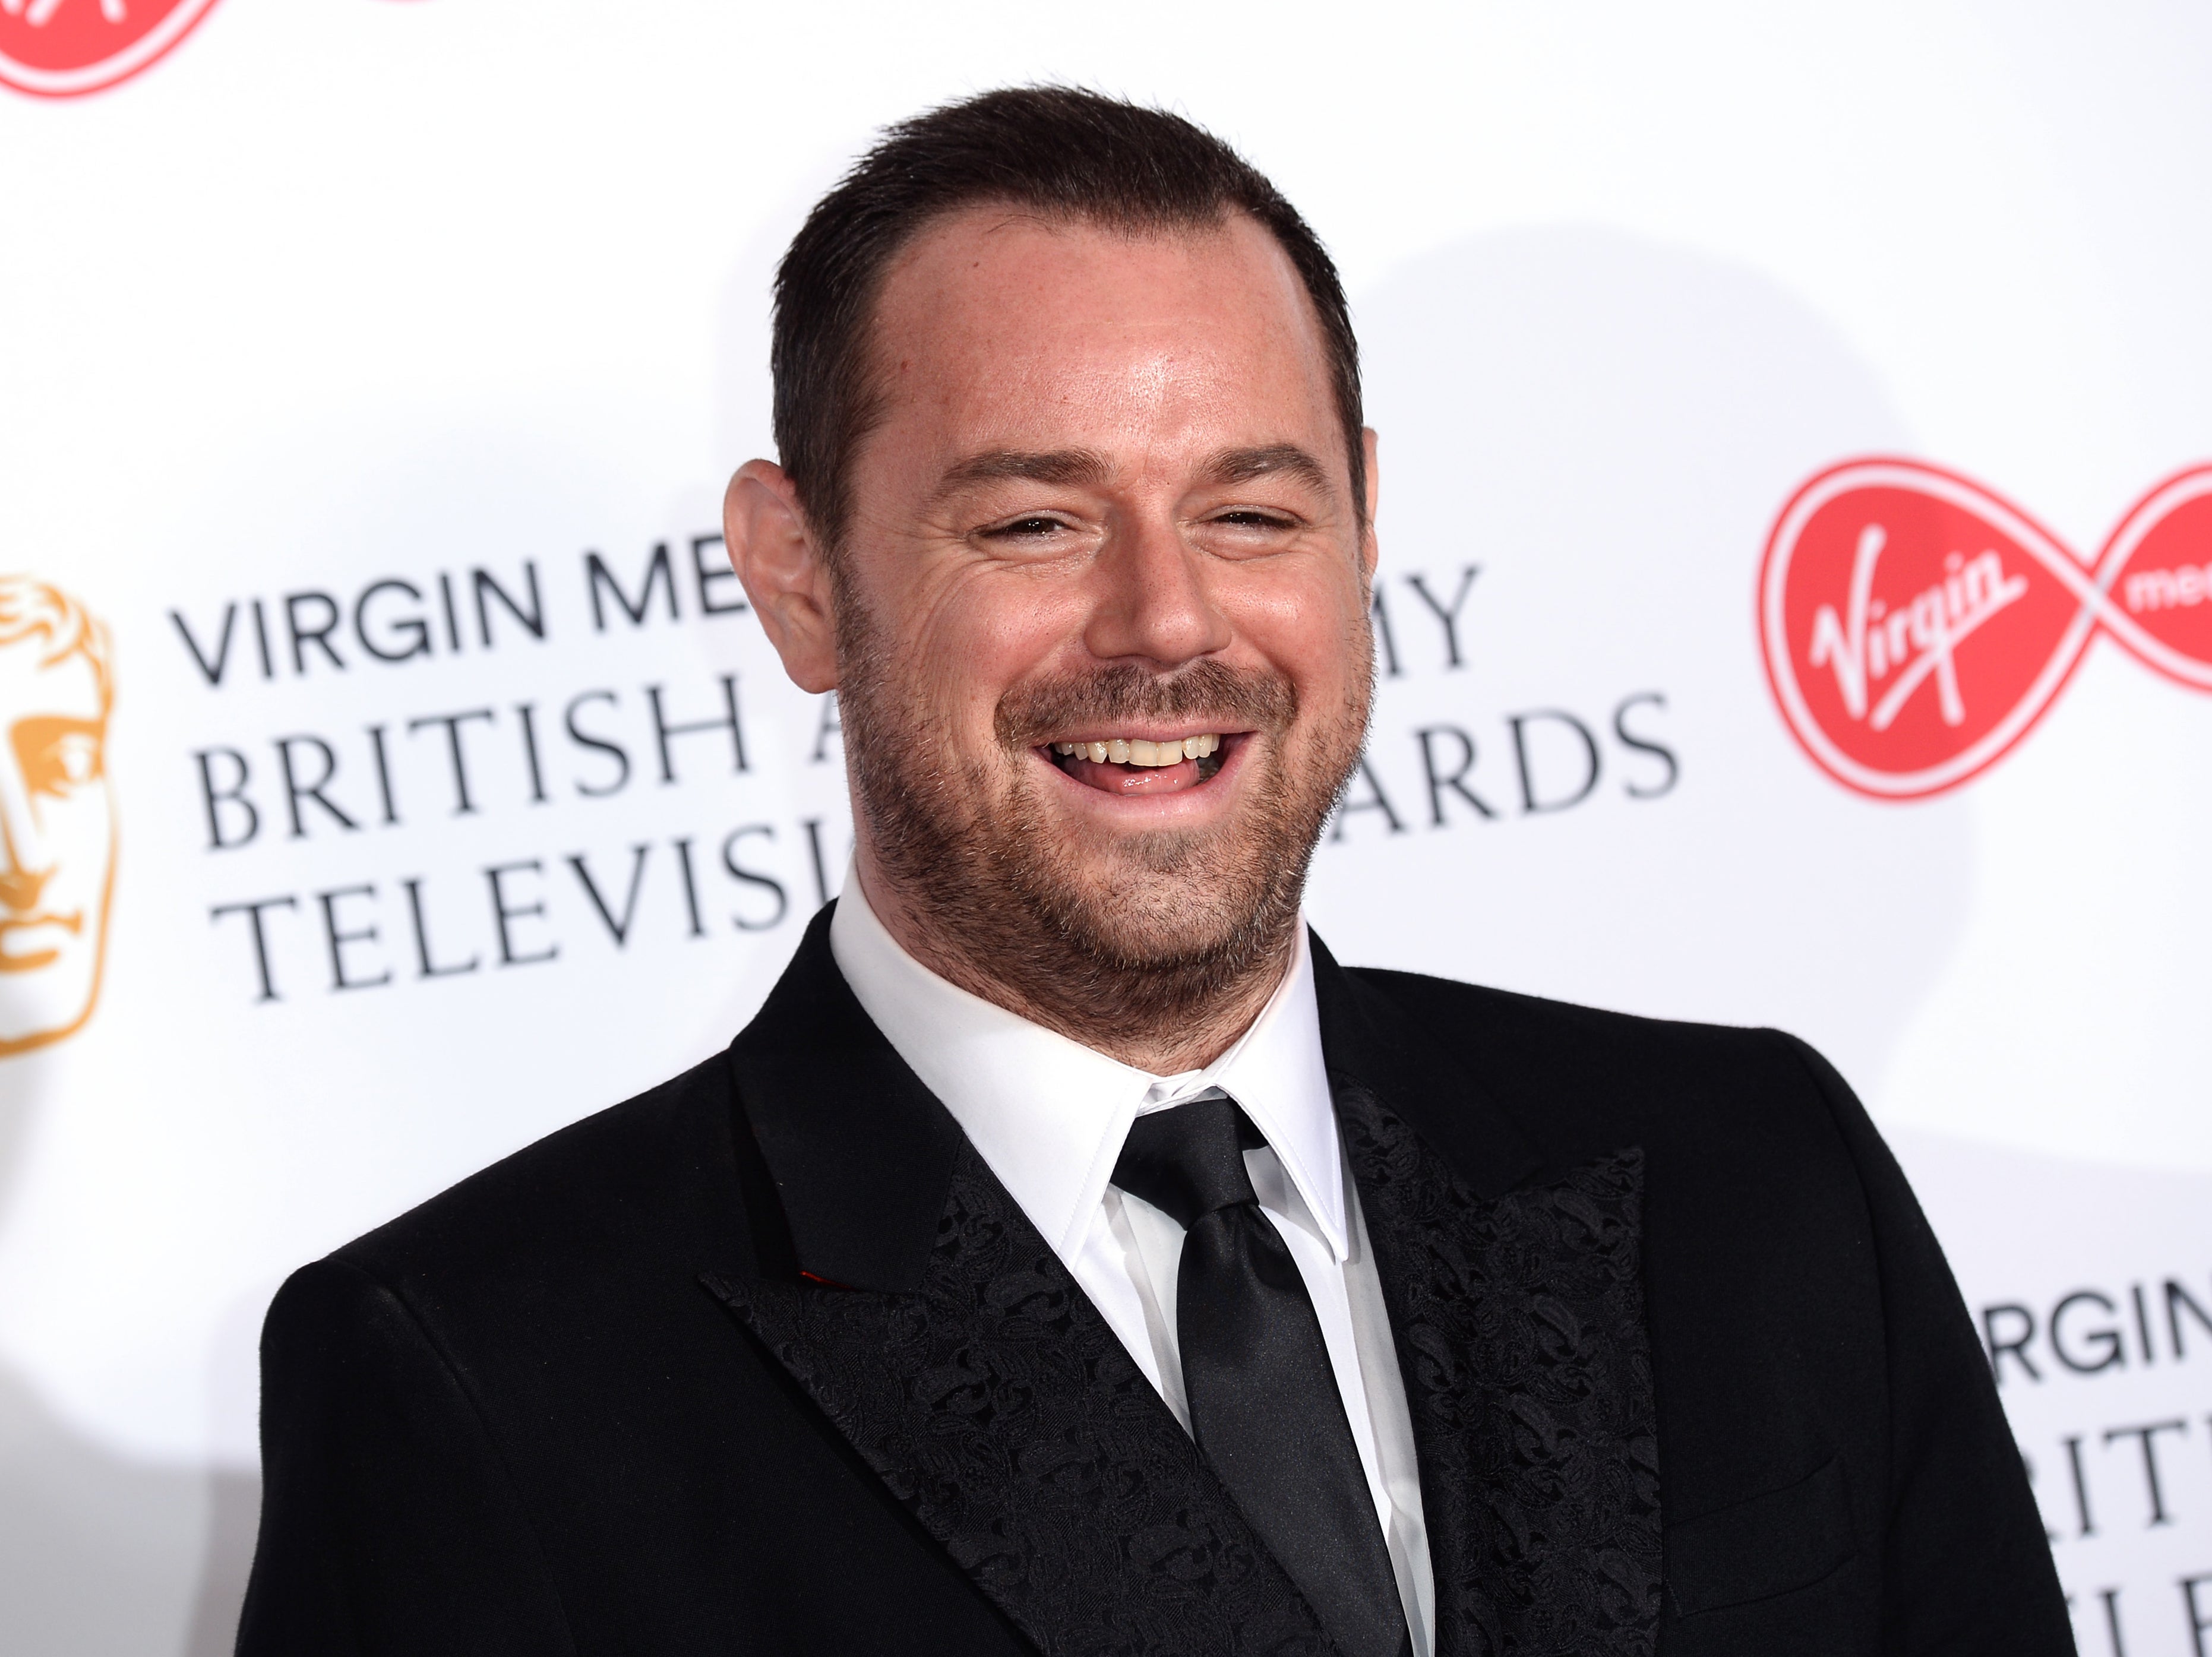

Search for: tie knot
xmin=1111 ymin=1094 xmax=1260 ymax=1228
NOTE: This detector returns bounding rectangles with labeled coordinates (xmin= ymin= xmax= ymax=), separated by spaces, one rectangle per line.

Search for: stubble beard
xmin=835 ymin=599 xmax=1372 ymax=1042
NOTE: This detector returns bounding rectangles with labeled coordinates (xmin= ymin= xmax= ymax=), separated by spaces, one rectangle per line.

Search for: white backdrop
xmin=2 ymin=4 xmax=2208 ymax=1652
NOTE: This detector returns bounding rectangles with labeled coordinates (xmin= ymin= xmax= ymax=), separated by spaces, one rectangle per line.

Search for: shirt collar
xmin=827 ymin=870 xmax=1347 ymax=1264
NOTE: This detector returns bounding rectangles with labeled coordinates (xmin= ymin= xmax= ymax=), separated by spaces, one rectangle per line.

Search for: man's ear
xmin=723 ymin=459 xmax=839 ymax=693
xmin=1358 ymin=427 xmax=1382 ymax=588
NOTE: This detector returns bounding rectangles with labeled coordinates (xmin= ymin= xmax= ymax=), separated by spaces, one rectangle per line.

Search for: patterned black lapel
xmin=1334 ymin=1087 xmax=1661 ymax=1657
xmin=707 ymin=1139 xmax=1340 ymax=1657
xmin=1306 ymin=929 xmax=1659 ymax=1656
xmin=719 ymin=910 xmax=1657 ymax=1654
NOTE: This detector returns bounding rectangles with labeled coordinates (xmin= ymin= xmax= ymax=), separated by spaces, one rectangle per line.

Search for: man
xmin=0 ymin=575 xmax=115 ymax=1057
xmin=238 ymin=89 xmax=2071 ymax=1656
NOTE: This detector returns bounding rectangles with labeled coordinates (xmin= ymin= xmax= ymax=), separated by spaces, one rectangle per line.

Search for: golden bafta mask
xmin=0 ymin=577 xmax=115 ymax=1057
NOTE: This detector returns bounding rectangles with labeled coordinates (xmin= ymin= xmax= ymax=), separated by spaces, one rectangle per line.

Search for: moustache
xmin=994 ymin=659 xmax=1297 ymax=748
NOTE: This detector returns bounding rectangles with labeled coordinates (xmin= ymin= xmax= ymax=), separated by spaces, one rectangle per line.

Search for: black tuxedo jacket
xmin=238 ymin=907 xmax=2069 ymax=1656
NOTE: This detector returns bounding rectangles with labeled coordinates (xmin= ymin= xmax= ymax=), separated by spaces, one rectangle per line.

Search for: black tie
xmin=1113 ymin=1095 xmax=1410 ymax=1657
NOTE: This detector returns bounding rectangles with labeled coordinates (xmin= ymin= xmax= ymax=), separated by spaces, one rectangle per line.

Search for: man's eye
xmin=1213 ymin=510 xmax=1295 ymax=532
xmin=986 ymin=516 xmax=1071 ymax=540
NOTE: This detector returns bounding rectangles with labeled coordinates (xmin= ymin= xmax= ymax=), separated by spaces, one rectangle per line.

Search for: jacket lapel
xmin=708 ymin=906 xmax=1338 ymax=1657
xmin=1313 ymin=935 xmax=1662 ymax=1657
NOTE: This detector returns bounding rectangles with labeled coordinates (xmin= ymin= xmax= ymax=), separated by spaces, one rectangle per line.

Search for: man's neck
xmin=849 ymin=855 xmax=1296 ymax=1077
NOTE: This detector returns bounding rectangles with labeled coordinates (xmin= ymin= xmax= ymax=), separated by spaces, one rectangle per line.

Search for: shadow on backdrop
xmin=0 ymin=1351 xmax=257 ymax=1657
xmin=0 ymin=578 xmax=258 ymax=1652
xmin=1321 ymin=224 xmax=1968 ymax=1096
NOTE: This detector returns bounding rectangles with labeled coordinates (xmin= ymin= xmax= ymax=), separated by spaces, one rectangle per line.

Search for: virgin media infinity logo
xmin=1759 ymin=457 xmax=2212 ymax=799
xmin=0 ymin=0 xmax=220 ymax=99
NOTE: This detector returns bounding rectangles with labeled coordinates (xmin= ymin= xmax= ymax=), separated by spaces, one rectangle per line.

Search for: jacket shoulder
xmin=1346 ymin=962 xmax=1811 ymax=1083
xmin=1339 ymin=963 xmax=1844 ymax=1167
xmin=329 ymin=1047 xmax=755 ymax=1294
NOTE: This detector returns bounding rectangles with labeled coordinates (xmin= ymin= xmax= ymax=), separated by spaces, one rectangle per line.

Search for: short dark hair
xmin=770 ymin=86 xmax=1364 ymax=551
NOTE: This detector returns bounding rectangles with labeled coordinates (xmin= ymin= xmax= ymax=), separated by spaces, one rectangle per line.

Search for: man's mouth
xmin=1046 ymin=732 xmax=1230 ymax=796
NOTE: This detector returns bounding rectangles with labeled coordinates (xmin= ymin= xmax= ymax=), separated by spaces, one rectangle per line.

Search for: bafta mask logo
xmin=0 ymin=577 xmax=114 ymax=1055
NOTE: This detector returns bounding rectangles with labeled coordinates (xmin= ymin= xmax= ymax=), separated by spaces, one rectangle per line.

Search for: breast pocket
xmin=1665 ymin=1456 xmax=1856 ymax=1619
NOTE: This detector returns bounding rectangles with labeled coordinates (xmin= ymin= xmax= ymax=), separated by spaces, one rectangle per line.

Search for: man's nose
xmin=1081 ymin=514 xmax=1233 ymax=669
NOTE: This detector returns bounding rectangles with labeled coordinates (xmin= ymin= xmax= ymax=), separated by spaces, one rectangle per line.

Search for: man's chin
xmin=1050 ymin=894 xmax=1254 ymax=971
xmin=1026 ymin=823 xmax=1244 ymax=903
xmin=1007 ymin=837 xmax=1294 ymax=967
xmin=855 ymin=706 xmax=1338 ymax=1024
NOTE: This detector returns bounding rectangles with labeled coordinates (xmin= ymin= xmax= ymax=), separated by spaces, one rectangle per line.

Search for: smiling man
xmin=239 ymin=90 xmax=2070 ymax=1657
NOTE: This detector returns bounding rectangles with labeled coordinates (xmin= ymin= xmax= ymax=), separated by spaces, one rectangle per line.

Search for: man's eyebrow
xmin=931 ymin=442 xmax=1336 ymax=501
xmin=1204 ymin=444 xmax=1335 ymax=497
xmin=934 ymin=448 xmax=1112 ymax=497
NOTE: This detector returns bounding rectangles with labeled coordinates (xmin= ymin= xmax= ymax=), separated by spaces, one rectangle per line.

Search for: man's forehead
xmin=873 ymin=206 xmax=1325 ymax=375
xmin=863 ymin=207 xmax=1340 ymax=474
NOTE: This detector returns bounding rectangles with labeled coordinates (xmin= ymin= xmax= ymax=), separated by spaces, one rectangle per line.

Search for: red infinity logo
xmin=0 ymin=0 xmax=221 ymax=99
xmin=1759 ymin=458 xmax=2212 ymax=800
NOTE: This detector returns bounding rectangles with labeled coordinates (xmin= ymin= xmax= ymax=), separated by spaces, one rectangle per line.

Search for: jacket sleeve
xmin=1778 ymin=1034 xmax=2075 ymax=1656
xmin=235 ymin=1256 xmax=576 ymax=1657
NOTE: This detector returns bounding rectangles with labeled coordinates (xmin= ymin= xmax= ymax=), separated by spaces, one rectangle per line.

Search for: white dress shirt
xmin=830 ymin=877 xmax=1436 ymax=1653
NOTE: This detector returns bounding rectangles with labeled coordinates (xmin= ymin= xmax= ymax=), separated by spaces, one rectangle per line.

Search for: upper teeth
xmin=1053 ymin=734 xmax=1221 ymax=767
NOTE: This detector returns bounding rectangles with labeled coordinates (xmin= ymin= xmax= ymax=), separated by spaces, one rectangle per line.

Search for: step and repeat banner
xmin=3 ymin=4 xmax=2208 ymax=1653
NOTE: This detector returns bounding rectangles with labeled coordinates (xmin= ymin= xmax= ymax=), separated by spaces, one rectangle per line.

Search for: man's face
xmin=828 ymin=208 xmax=1376 ymax=1018
xmin=0 ymin=644 xmax=112 ymax=1054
